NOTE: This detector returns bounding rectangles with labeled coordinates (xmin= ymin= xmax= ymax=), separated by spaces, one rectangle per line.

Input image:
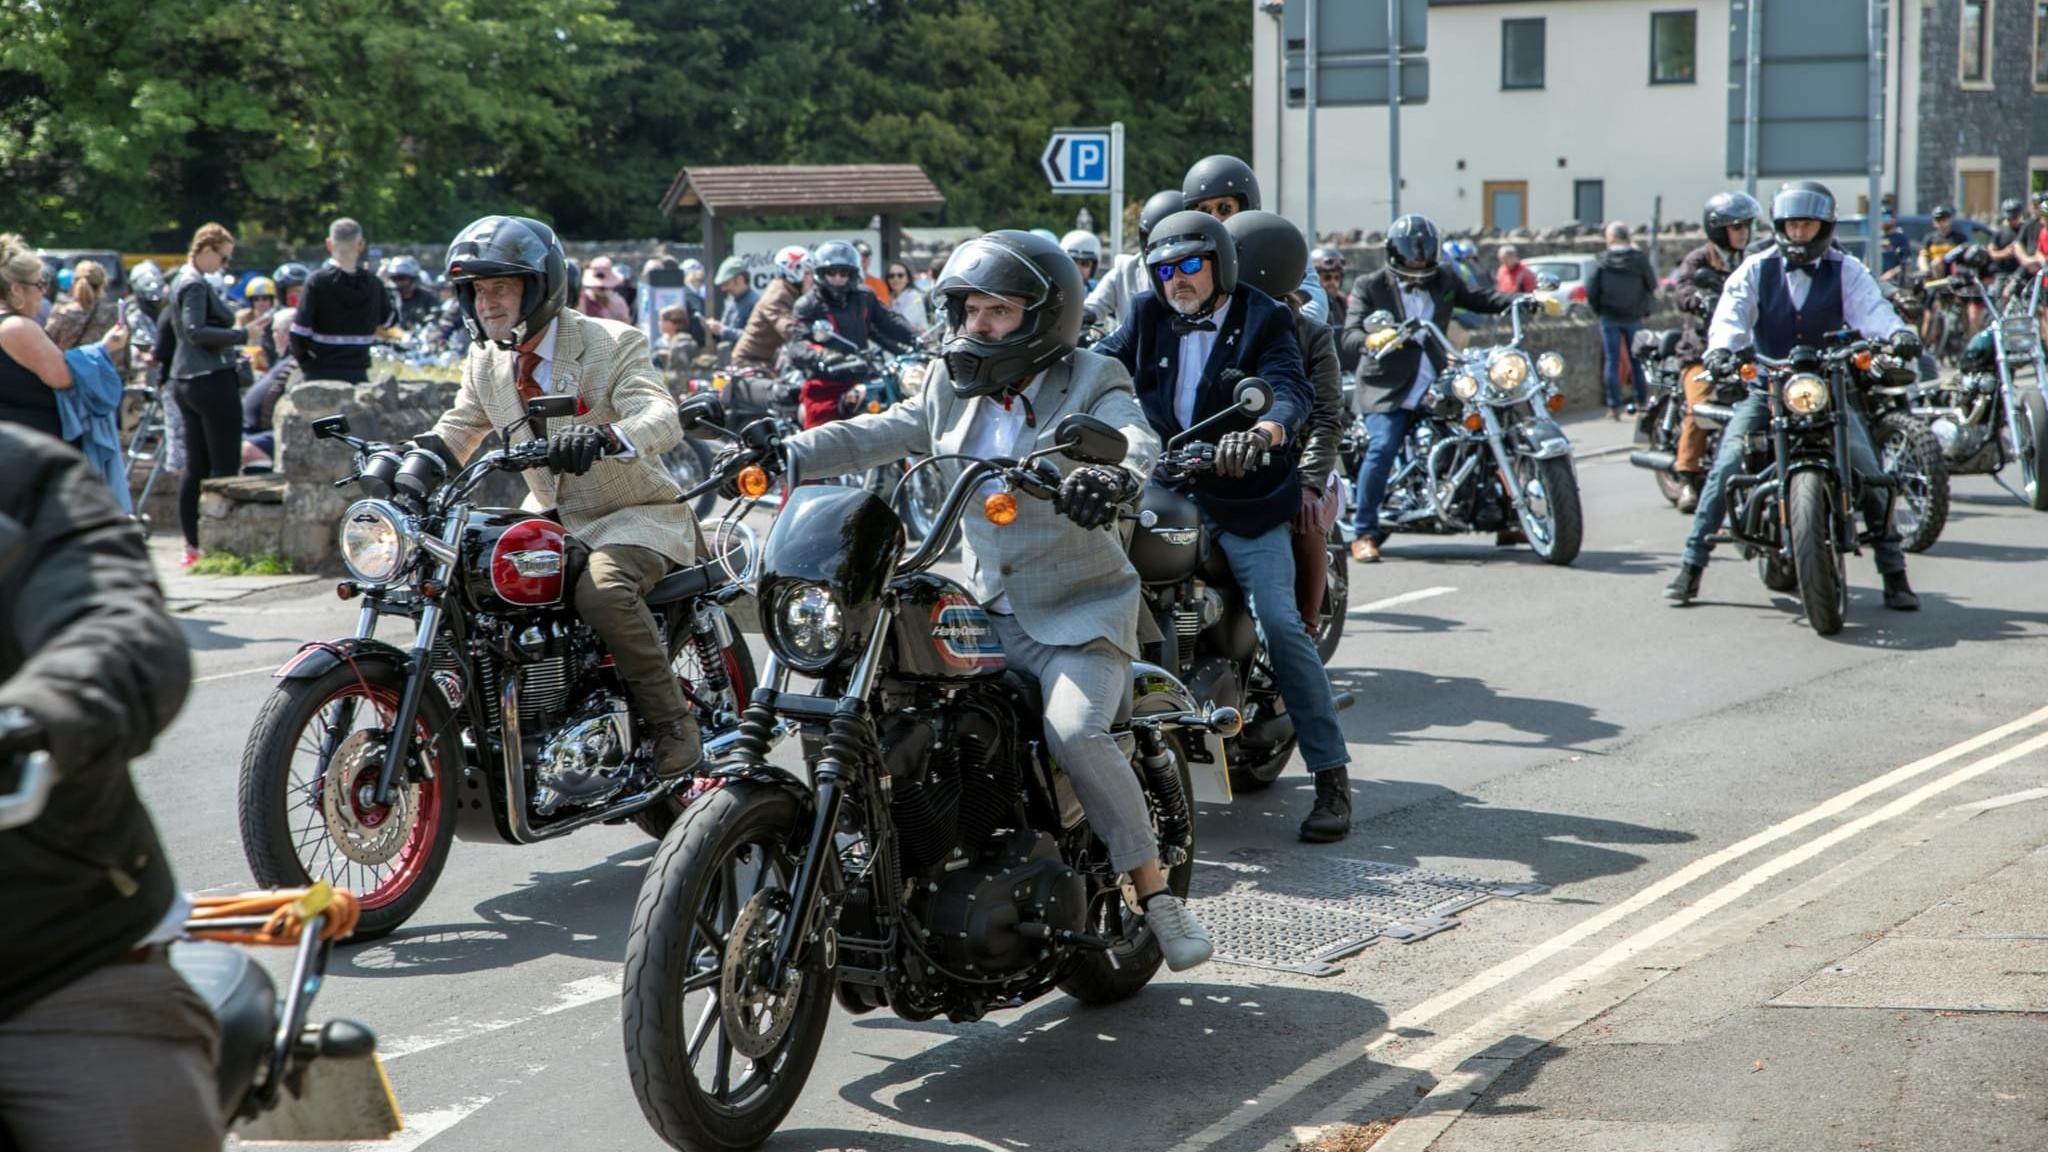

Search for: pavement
xmin=131 ymin=427 xmax=2048 ymax=1152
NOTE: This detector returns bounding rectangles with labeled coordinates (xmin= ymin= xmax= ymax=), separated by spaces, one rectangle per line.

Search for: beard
xmin=1166 ymin=283 xmax=1207 ymax=315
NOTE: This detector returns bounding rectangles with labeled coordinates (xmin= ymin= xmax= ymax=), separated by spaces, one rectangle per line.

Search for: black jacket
xmin=1670 ymin=243 xmax=1732 ymax=362
xmin=1586 ymin=245 xmax=1659 ymax=322
xmin=0 ymin=427 xmax=191 ymax=1021
xmin=786 ymin=288 xmax=917 ymax=371
xmin=392 ymin=285 xmax=438 ymax=332
xmin=167 ymin=267 xmax=246 ymax=380
xmin=1295 ymin=314 xmax=1345 ymax=491
xmin=1096 ymin=286 xmax=1313 ymax=536
xmin=1341 ymin=267 xmax=1515 ymax=412
xmin=290 ymin=261 xmax=395 ymax=383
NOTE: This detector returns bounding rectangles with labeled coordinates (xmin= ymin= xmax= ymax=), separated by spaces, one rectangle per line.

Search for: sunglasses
xmin=1154 ymin=255 xmax=1207 ymax=282
xmin=888 ymin=271 xmax=910 ymax=280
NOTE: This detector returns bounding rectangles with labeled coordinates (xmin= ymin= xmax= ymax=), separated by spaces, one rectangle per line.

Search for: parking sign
xmin=1041 ymin=128 xmax=1114 ymax=193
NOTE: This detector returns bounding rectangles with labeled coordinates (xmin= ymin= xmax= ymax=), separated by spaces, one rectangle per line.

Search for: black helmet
xmin=1769 ymin=181 xmax=1837 ymax=265
xmin=271 ymin=261 xmax=310 ymax=290
xmin=934 ymin=230 xmax=1084 ymax=399
xmin=811 ymin=239 xmax=863 ymax=307
xmin=1138 ymin=189 xmax=1186 ymax=251
xmin=1144 ymin=209 xmax=1238 ymax=321
xmin=1703 ymin=191 xmax=1762 ymax=258
xmin=1384 ymin=214 xmax=1442 ymax=282
xmin=444 ymin=215 xmax=568 ymax=349
xmin=1182 ymin=155 xmax=1261 ymax=217
xmin=1225 ymin=211 xmax=1308 ymax=302
xmin=1953 ymin=243 xmax=1994 ymax=273
xmin=2002 ymin=197 xmax=2026 ymax=218
xmin=1931 ymin=203 xmax=1955 ymax=220
xmin=1310 ymin=246 xmax=1346 ymax=272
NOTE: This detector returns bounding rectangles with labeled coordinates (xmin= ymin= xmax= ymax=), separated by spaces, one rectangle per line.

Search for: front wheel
xmin=1788 ymin=470 xmax=1846 ymax=637
xmin=1876 ymin=412 xmax=1949 ymax=552
xmin=633 ymin=608 xmax=759 ymax=840
xmin=623 ymin=783 xmax=833 ymax=1152
xmin=237 ymin=666 xmax=459 ymax=941
xmin=2020 ymin=390 xmax=2048 ymax=511
xmin=1517 ymin=456 xmax=1584 ymax=566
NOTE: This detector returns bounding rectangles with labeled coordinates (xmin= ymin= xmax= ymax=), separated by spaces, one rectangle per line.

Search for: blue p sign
xmin=1070 ymin=140 xmax=1105 ymax=184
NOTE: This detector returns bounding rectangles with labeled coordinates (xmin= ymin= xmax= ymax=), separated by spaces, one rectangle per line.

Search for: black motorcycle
xmin=1709 ymin=336 xmax=1904 ymax=636
xmin=1128 ymin=379 xmax=1355 ymax=793
xmin=237 ymin=397 xmax=761 ymax=939
xmin=1917 ymin=270 xmax=2048 ymax=511
xmin=1852 ymin=349 xmax=1949 ymax=553
xmin=619 ymin=395 xmax=1239 ymax=1152
xmin=1630 ymin=265 xmax=1723 ymax=506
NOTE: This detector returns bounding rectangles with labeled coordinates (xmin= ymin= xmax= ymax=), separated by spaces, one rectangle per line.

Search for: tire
xmin=622 ymin=783 xmax=833 ymax=1152
xmin=2021 ymin=390 xmax=2048 ymax=511
xmin=1876 ymin=412 xmax=1950 ymax=553
xmin=634 ymin=609 xmax=758 ymax=840
xmin=237 ymin=665 xmax=460 ymax=941
xmin=1315 ymin=536 xmax=1349 ymax=665
xmin=1518 ymin=456 xmax=1584 ymax=566
xmin=1060 ymin=749 xmax=1196 ymax=1004
xmin=1227 ymin=680 xmax=1298 ymax=794
xmin=1654 ymin=467 xmax=1685 ymax=506
xmin=1788 ymin=471 xmax=1846 ymax=637
xmin=664 ymin=438 xmax=719 ymax=518
xmin=1758 ymin=552 xmax=1797 ymax=592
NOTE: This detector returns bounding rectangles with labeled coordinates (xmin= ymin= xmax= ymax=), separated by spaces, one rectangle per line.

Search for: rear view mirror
xmin=526 ymin=395 xmax=578 ymax=422
xmin=1052 ymin=414 xmax=1129 ymax=466
xmin=1363 ymin=310 xmax=1398 ymax=334
xmin=1232 ymin=377 xmax=1274 ymax=417
xmin=312 ymin=415 xmax=351 ymax=440
xmin=811 ymin=319 xmax=834 ymax=342
xmin=677 ymin=392 xmax=728 ymax=438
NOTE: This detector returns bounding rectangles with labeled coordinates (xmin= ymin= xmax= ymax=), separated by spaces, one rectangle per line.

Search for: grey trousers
xmin=990 ymin=614 xmax=1157 ymax=873
xmin=0 ymin=952 xmax=224 ymax=1152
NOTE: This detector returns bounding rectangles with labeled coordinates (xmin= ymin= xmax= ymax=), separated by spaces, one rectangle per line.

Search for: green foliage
xmin=186 ymin=550 xmax=295 ymax=576
xmin=0 ymin=0 xmax=1249 ymax=249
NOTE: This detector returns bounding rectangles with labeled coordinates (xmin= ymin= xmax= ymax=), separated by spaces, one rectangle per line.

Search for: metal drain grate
xmin=1187 ymin=849 xmax=1547 ymax=976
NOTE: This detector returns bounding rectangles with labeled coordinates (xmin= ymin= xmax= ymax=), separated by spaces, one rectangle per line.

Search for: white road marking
xmin=1350 ymin=586 xmax=1458 ymax=615
xmin=1949 ymin=785 xmax=2048 ymax=813
xmin=347 ymin=1094 xmax=496 ymax=1152
xmin=1169 ymin=702 xmax=2048 ymax=1152
xmin=380 ymin=973 xmax=621 ymax=1061
xmin=194 ymin=665 xmax=275 ymax=684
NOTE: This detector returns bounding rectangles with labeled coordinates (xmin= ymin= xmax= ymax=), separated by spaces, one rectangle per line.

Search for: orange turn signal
xmin=867 ymin=400 xmax=883 ymax=414
xmin=1739 ymin=362 xmax=1758 ymax=382
xmin=1463 ymin=412 xmax=1484 ymax=432
xmin=1853 ymin=351 xmax=1873 ymax=372
xmin=984 ymin=491 xmax=1019 ymax=525
xmin=737 ymin=465 xmax=771 ymax=500
xmin=1546 ymin=392 xmax=1566 ymax=413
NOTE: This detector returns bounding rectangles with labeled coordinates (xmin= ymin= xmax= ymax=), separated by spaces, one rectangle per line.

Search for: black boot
xmin=1883 ymin=571 xmax=1920 ymax=611
xmin=1299 ymin=767 xmax=1353 ymax=843
xmin=1664 ymin=564 xmax=1702 ymax=605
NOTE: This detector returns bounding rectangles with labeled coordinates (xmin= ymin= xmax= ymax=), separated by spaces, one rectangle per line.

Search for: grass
xmin=186 ymin=551 xmax=296 ymax=577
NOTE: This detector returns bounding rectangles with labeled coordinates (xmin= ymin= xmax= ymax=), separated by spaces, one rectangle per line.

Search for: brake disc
xmin=720 ymin=887 xmax=801 ymax=1060
xmin=319 ymin=730 xmax=417 ymax=866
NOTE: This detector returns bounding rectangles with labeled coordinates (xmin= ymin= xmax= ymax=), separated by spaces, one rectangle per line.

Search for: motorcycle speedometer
xmin=338 ymin=499 xmax=415 ymax=585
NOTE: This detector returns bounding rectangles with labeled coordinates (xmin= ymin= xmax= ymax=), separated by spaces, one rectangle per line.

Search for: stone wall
xmin=1450 ymin=310 xmax=1686 ymax=413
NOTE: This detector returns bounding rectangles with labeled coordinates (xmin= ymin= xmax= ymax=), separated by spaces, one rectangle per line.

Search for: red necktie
xmin=514 ymin=341 xmax=544 ymax=403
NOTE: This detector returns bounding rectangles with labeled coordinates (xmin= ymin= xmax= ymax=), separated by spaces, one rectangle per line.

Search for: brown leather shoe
xmin=1350 ymin=537 xmax=1381 ymax=563
xmin=652 ymin=716 xmax=703 ymax=779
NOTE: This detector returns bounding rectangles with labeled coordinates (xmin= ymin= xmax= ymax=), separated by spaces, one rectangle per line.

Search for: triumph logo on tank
xmin=930 ymin=595 xmax=1004 ymax=667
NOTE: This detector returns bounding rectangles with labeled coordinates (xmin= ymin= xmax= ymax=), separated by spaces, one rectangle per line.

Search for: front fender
xmin=274 ymin=637 xmax=412 ymax=682
xmin=1132 ymin=661 xmax=1230 ymax=805
xmin=1507 ymin=416 xmax=1574 ymax=460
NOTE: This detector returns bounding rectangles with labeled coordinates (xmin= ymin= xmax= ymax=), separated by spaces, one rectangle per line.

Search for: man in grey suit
xmin=775 ymin=230 xmax=1212 ymax=971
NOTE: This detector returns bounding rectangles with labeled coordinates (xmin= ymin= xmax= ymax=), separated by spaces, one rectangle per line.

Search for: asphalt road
xmin=140 ymin=443 xmax=2048 ymax=1152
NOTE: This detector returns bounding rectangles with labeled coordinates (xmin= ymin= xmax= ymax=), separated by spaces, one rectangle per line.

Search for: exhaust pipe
xmin=1629 ymin=449 xmax=1676 ymax=472
xmin=1243 ymin=712 xmax=1294 ymax=748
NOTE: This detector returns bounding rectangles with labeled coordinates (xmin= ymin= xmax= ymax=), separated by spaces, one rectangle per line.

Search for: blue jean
xmin=1211 ymin=522 xmax=1351 ymax=774
xmin=1682 ymin=394 xmax=1905 ymax=576
xmin=1349 ymin=407 xmax=1417 ymax=538
xmin=1600 ymin=320 xmax=1648 ymax=409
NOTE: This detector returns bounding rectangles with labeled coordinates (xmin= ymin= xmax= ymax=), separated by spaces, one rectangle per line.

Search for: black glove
xmin=1703 ymin=347 xmax=1739 ymax=381
xmin=546 ymin=424 xmax=606 ymax=476
xmin=1215 ymin=426 xmax=1274 ymax=478
xmin=714 ymin=441 xmax=784 ymax=500
xmin=820 ymin=354 xmax=867 ymax=383
xmin=1888 ymin=329 xmax=1923 ymax=361
xmin=1054 ymin=465 xmax=1138 ymax=530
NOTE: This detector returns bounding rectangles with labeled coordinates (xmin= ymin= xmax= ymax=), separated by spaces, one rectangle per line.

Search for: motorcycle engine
xmin=918 ymin=827 xmax=1086 ymax=979
xmin=532 ymin=691 xmax=637 ymax=815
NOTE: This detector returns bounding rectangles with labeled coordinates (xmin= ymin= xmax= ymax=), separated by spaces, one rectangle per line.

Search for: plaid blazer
xmin=431 ymin=309 xmax=697 ymax=565
xmin=788 ymin=350 xmax=1158 ymax=656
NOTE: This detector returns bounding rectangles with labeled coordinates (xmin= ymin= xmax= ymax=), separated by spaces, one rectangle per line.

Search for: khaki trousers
xmin=1675 ymin=362 xmax=1716 ymax=476
xmin=574 ymin=543 xmax=689 ymax=729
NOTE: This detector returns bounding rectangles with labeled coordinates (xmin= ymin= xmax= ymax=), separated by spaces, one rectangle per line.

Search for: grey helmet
xmin=1138 ymin=189 xmax=1186 ymax=251
xmin=934 ymin=230 xmax=1084 ymax=399
xmin=1225 ymin=211 xmax=1308 ymax=302
xmin=444 ymin=215 xmax=568 ymax=348
xmin=127 ymin=260 xmax=167 ymax=306
xmin=810 ymin=239 xmax=863 ymax=307
xmin=1770 ymin=181 xmax=1837 ymax=265
xmin=1703 ymin=191 xmax=1763 ymax=261
xmin=1310 ymin=246 xmax=1346 ymax=272
xmin=270 ymin=261 xmax=311 ymax=291
xmin=1182 ymin=155 xmax=1261 ymax=216
xmin=1060 ymin=229 xmax=1103 ymax=269
xmin=1144 ymin=209 xmax=1238 ymax=320
xmin=385 ymin=254 xmax=423 ymax=283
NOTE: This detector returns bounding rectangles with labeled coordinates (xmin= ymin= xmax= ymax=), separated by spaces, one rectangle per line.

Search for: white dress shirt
xmin=1707 ymin=248 xmax=1906 ymax=354
xmin=960 ymin=371 xmax=1046 ymax=614
xmin=1172 ymin=295 xmax=1229 ymax=429
xmin=1397 ymin=285 xmax=1438 ymax=409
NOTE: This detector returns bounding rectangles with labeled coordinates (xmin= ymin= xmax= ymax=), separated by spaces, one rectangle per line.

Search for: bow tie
xmin=1170 ymin=315 xmax=1218 ymax=335
xmin=998 ymin=389 xmax=1037 ymax=428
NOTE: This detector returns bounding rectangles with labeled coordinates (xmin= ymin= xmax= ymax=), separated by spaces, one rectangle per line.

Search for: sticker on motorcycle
xmin=930 ymin=595 xmax=1005 ymax=668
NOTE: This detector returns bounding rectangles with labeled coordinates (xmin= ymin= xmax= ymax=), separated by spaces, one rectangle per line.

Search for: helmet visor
xmin=1771 ymin=188 xmax=1835 ymax=225
xmin=935 ymin=237 xmax=1052 ymax=311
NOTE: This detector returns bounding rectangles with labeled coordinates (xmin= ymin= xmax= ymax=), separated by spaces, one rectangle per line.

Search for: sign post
xmin=1043 ymin=124 xmax=1126 ymax=254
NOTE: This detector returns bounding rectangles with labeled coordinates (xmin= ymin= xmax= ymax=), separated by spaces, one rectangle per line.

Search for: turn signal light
xmin=1546 ymin=392 xmax=1566 ymax=413
xmin=1739 ymin=362 xmax=1757 ymax=382
xmin=336 ymin=581 xmax=359 ymax=600
xmin=984 ymin=491 xmax=1019 ymax=525
xmin=867 ymin=400 xmax=884 ymax=414
xmin=1853 ymin=351 xmax=1874 ymax=372
xmin=737 ymin=465 xmax=771 ymax=499
xmin=1463 ymin=412 xmax=1484 ymax=432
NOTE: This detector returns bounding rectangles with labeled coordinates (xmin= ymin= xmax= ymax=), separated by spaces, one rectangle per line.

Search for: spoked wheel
xmin=623 ymin=783 xmax=834 ymax=1152
xmin=1061 ymin=742 xmax=1197 ymax=1004
xmin=1877 ymin=412 xmax=1950 ymax=552
xmin=1316 ymin=524 xmax=1350 ymax=664
xmin=1515 ymin=456 xmax=1584 ymax=566
xmin=1788 ymin=471 xmax=1847 ymax=637
xmin=633 ymin=608 xmax=759 ymax=840
xmin=890 ymin=463 xmax=948 ymax=548
xmin=238 ymin=666 xmax=459 ymax=940
xmin=664 ymin=439 xmax=719 ymax=518
xmin=2021 ymin=390 xmax=2048 ymax=511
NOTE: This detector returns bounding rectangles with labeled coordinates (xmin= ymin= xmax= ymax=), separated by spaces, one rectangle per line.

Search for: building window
xmin=1650 ymin=11 xmax=1697 ymax=84
xmin=2034 ymin=2 xmax=2048 ymax=88
xmin=1962 ymin=0 xmax=1993 ymax=86
xmin=1502 ymin=19 xmax=1546 ymax=90
xmin=1575 ymin=180 xmax=1606 ymax=226
xmin=1485 ymin=182 xmax=1529 ymax=231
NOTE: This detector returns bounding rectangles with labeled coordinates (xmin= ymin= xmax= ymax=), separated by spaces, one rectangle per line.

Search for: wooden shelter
xmin=658 ymin=164 xmax=947 ymax=267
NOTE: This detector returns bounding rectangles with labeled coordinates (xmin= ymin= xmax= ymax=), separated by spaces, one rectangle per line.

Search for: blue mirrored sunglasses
xmin=1154 ymin=255 xmax=1207 ymax=283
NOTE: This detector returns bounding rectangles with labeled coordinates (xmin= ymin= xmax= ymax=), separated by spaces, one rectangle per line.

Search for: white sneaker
xmin=1143 ymin=893 xmax=1213 ymax=972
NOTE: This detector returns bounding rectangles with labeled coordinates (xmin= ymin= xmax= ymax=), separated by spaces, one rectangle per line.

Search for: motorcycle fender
xmin=1131 ymin=662 xmax=1230 ymax=805
xmin=703 ymin=761 xmax=817 ymax=830
xmin=1509 ymin=417 xmax=1574 ymax=460
xmin=273 ymin=637 xmax=412 ymax=682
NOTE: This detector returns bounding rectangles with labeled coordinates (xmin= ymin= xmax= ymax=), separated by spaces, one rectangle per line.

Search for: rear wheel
xmin=1876 ymin=412 xmax=1949 ymax=552
xmin=1757 ymin=552 xmax=1798 ymax=592
xmin=1060 ymin=749 xmax=1197 ymax=1004
xmin=2020 ymin=390 xmax=2048 ymax=511
xmin=1227 ymin=676 xmax=1298 ymax=794
xmin=1788 ymin=471 xmax=1846 ymax=637
xmin=1518 ymin=456 xmax=1583 ymax=566
xmin=1654 ymin=467 xmax=1685 ymax=506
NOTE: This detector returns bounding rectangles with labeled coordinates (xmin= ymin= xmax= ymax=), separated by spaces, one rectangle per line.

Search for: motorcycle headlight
xmin=338 ymin=499 xmax=414 ymax=585
xmin=1536 ymin=351 xmax=1565 ymax=380
xmin=900 ymin=360 xmax=929 ymax=397
xmin=1783 ymin=373 xmax=1831 ymax=415
xmin=1450 ymin=372 xmax=1481 ymax=400
xmin=769 ymin=582 xmax=845 ymax=670
xmin=1487 ymin=350 xmax=1532 ymax=392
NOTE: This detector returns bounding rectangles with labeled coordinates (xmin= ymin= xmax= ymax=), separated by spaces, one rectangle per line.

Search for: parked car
xmin=1523 ymin=253 xmax=1602 ymax=318
xmin=38 ymin=249 xmax=129 ymax=293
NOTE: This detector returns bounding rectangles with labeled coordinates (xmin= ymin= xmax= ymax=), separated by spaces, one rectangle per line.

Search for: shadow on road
xmin=335 ymin=844 xmax=653 ymax=976
xmin=1832 ymin=592 xmax=2048 ymax=652
xmin=178 ymin=614 xmax=297 ymax=653
xmin=1560 ymin=548 xmax=1675 ymax=576
xmin=1917 ymin=539 xmax=2048 ymax=565
xmin=1328 ymin=666 xmax=1622 ymax=752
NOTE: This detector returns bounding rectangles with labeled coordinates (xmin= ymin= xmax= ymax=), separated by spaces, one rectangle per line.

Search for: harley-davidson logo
xmin=931 ymin=595 xmax=1005 ymax=668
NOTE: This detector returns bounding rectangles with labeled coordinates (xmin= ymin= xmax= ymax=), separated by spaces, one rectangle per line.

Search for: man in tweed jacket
xmin=780 ymin=230 xmax=1212 ymax=971
xmin=421 ymin=216 xmax=702 ymax=777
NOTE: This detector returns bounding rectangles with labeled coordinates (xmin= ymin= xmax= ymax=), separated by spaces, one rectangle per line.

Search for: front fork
xmin=310 ymin=600 xmax=381 ymax=789
xmin=372 ymin=517 xmax=464 ymax=805
xmin=1478 ymin=406 xmax=1533 ymax=521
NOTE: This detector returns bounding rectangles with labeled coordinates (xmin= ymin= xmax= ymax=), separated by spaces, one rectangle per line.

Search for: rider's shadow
xmin=819 ymin=981 xmax=1402 ymax=1152
xmin=1830 ymin=591 xmax=2048 ymax=651
xmin=1326 ymin=666 xmax=1622 ymax=752
xmin=334 ymin=842 xmax=654 ymax=977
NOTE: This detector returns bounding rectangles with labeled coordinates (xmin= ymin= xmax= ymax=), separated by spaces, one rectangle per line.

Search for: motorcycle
xmin=1706 ymin=336 xmax=1905 ymax=637
xmin=1918 ymin=268 xmax=2048 ymax=510
xmin=1630 ymin=265 xmax=1724 ymax=507
xmin=1352 ymin=302 xmax=1584 ymax=565
xmin=1 ymin=753 xmax=401 ymax=1142
xmin=1852 ymin=346 xmax=1949 ymax=553
xmin=619 ymin=394 xmax=1240 ymax=1152
xmin=1128 ymin=379 xmax=1356 ymax=792
xmin=236 ymin=397 xmax=763 ymax=939
xmin=797 ymin=321 xmax=947 ymax=544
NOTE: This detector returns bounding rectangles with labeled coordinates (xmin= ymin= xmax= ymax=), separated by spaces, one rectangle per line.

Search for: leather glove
xmin=1054 ymin=465 xmax=1138 ymax=530
xmin=1703 ymin=347 xmax=1739 ymax=381
xmin=1887 ymin=329 xmax=1923 ymax=361
xmin=1215 ymin=426 xmax=1274 ymax=478
xmin=546 ymin=424 xmax=606 ymax=476
xmin=714 ymin=441 xmax=785 ymax=500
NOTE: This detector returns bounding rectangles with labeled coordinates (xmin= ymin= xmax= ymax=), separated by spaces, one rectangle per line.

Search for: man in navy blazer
xmin=1096 ymin=210 xmax=1355 ymax=843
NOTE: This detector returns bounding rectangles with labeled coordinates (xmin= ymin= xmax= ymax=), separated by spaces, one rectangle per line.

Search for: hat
xmin=585 ymin=255 xmax=625 ymax=288
xmin=715 ymin=256 xmax=750 ymax=284
xmin=681 ymin=258 xmax=705 ymax=275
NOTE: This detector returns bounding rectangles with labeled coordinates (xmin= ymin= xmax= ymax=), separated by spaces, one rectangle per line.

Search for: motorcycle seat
xmin=170 ymin=940 xmax=276 ymax=1115
xmin=1657 ymin=330 xmax=1684 ymax=358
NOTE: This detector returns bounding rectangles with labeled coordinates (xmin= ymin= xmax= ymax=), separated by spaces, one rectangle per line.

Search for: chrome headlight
xmin=338 ymin=499 xmax=414 ymax=585
xmin=1487 ymin=350 xmax=1533 ymax=392
xmin=769 ymin=582 xmax=845 ymax=670
xmin=1450 ymin=372 xmax=1481 ymax=400
xmin=1783 ymin=373 xmax=1830 ymax=415
xmin=1536 ymin=351 xmax=1565 ymax=379
xmin=899 ymin=360 xmax=929 ymax=397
